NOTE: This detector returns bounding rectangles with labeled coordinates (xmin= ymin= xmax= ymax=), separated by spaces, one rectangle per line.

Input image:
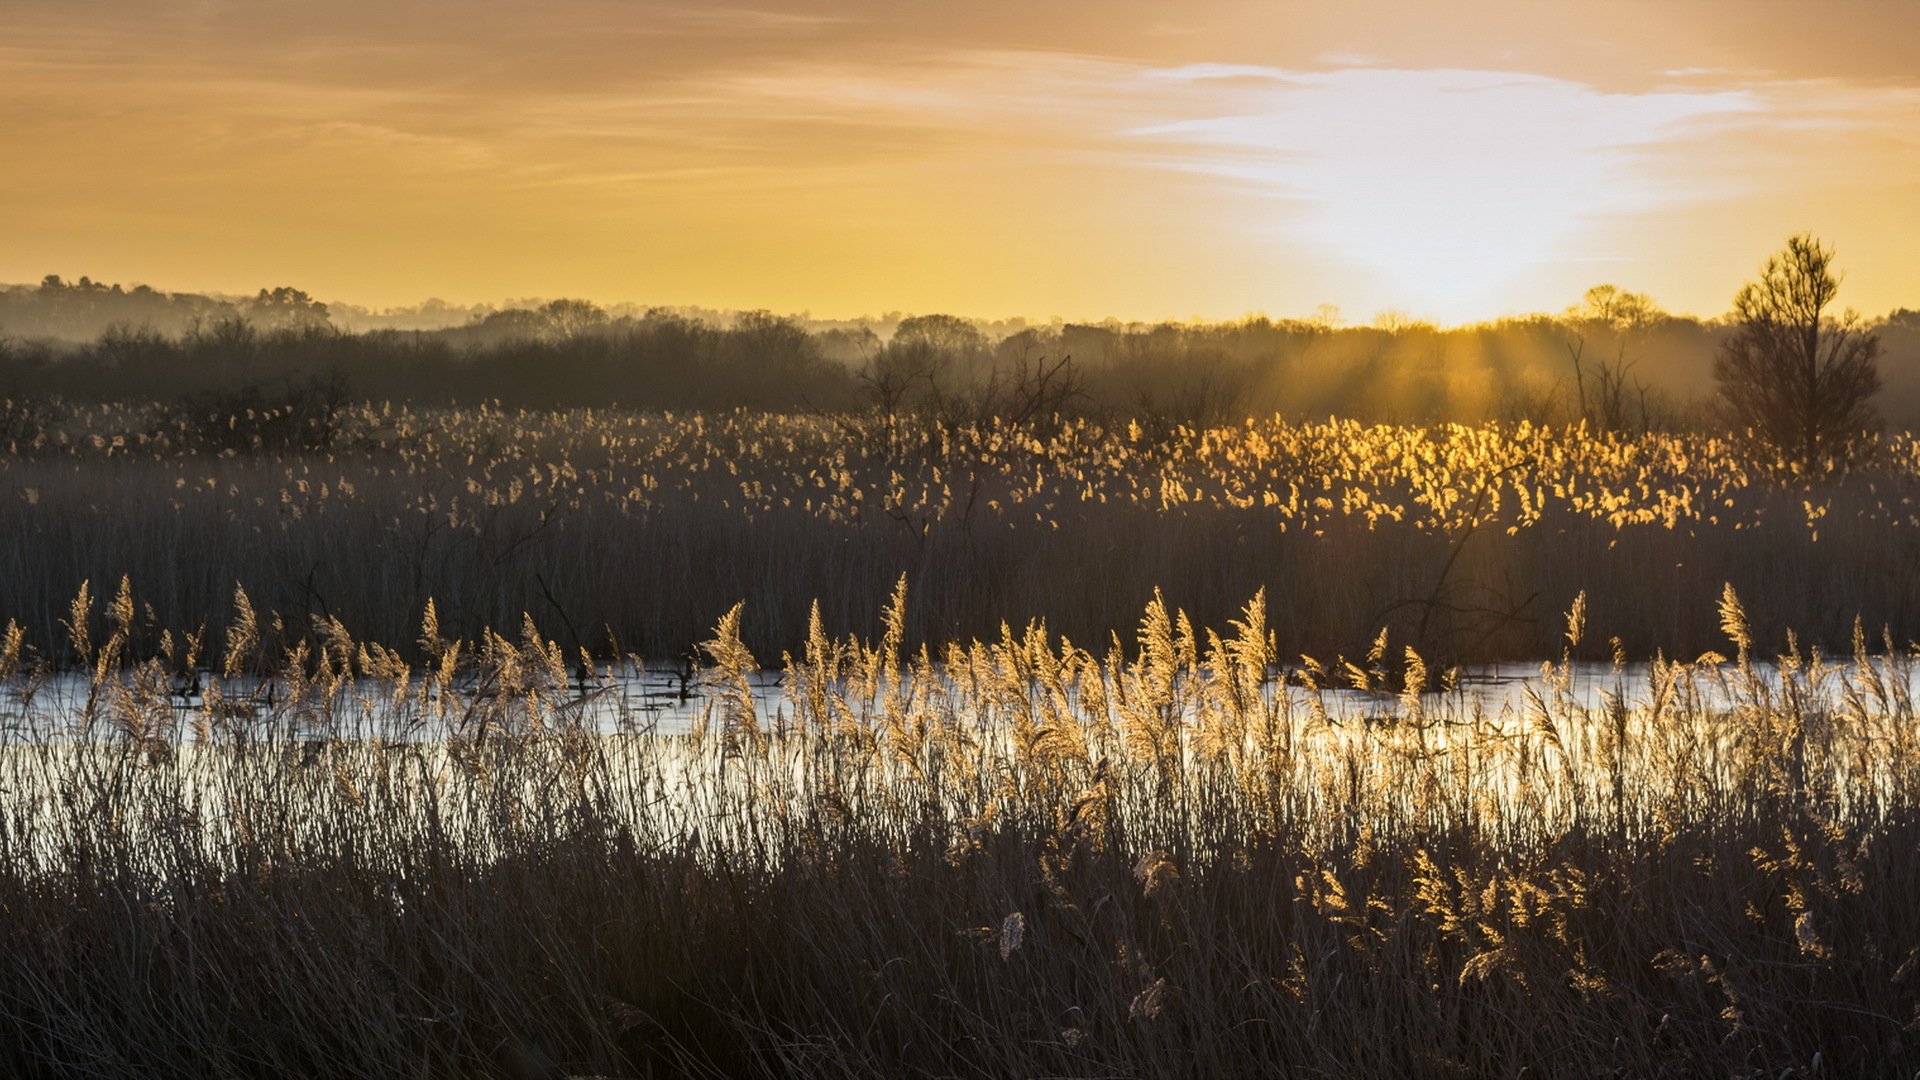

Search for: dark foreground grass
xmin=2 ymin=585 xmax=1918 ymax=1077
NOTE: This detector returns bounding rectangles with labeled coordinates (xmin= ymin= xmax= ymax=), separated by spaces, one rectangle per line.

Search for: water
xmin=3 ymin=655 xmax=1905 ymax=743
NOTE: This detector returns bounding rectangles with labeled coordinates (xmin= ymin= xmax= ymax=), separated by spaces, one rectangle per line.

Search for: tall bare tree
xmin=1713 ymin=233 xmax=1881 ymax=469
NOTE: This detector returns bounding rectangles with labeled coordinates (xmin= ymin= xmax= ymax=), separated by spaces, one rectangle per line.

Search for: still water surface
xmin=3 ymin=657 xmax=1901 ymax=741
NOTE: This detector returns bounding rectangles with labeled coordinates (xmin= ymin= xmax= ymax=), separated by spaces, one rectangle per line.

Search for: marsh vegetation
xmin=5 ymin=403 xmax=1920 ymax=669
xmin=2 ymin=582 xmax=1919 ymax=1077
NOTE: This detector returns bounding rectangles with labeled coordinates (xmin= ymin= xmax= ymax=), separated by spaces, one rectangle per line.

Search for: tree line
xmin=2 ymin=236 xmax=1915 ymax=461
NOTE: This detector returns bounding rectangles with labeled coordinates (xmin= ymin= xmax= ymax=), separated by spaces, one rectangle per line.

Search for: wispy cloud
xmin=3 ymin=0 xmax=1918 ymax=318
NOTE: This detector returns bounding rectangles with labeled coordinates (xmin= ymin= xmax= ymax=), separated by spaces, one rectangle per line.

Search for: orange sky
xmin=4 ymin=0 xmax=1918 ymax=325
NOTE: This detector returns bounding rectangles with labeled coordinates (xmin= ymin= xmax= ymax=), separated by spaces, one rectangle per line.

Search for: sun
xmin=1135 ymin=66 xmax=1757 ymax=322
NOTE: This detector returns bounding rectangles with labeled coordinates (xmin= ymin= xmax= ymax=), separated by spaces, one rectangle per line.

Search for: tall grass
xmin=2 ymin=582 xmax=1918 ymax=1077
xmin=4 ymin=402 xmax=1920 ymax=664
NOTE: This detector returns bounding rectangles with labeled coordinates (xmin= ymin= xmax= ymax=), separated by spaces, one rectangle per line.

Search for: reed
xmin=4 ymin=403 xmax=1920 ymax=667
xmin=1 ymin=582 xmax=1917 ymax=1077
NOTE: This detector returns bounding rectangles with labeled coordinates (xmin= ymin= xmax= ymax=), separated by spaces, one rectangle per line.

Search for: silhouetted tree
xmin=245 ymin=287 xmax=331 ymax=332
xmin=865 ymin=315 xmax=992 ymax=418
xmin=1561 ymin=285 xmax=1662 ymax=433
xmin=814 ymin=325 xmax=880 ymax=366
xmin=1714 ymin=233 xmax=1881 ymax=469
xmin=857 ymin=340 xmax=939 ymax=420
xmin=726 ymin=311 xmax=842 ymax=407
xmin=537 ymin=298 xmax=606 ymax=341
xmin=1570 ymin=284 xmax=1662 ymax=330
xmin=892 ymin=313 xmax=988 ymax=358
xmin=475 ymin=308 xmax=548 ymax=340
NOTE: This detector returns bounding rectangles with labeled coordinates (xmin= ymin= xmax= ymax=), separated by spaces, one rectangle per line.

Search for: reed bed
xmin=2 ymin=580 xmax=1918 ymax=1077
xmin=5 ymin=401 xmax=1920 ymax=663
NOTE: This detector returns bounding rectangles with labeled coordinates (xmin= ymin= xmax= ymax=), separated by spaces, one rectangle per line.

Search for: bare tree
xmin=1714 ymin=233 xmax=1881 ymax=470
xmin=856 ymin=339 xmax=941 ymax=422
xmin=891 ymin=313 xmax=988 ymax=358
xmin=986 ymin=349 xmax=1082 ymax=428
xmin=1564 ymin=334 xmax=1650 ymax=434
xmin=1555 ymin=284 xmax=1666 ymax=433
xmin=537 ymin=298 xmax=607 ymax=341
xmin=1571 ymin=284 xmax=1661 ymax=329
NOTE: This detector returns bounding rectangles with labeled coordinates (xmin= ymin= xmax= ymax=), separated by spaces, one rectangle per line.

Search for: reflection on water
xmin=2 ymin=658 xmax=1906 ymax=741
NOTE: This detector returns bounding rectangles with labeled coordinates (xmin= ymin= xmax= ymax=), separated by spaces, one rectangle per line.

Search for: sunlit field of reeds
xmin=5 ymin=399 xmax=1920 ymax=664
xmin=2 ymin=579 xmax=1919 ymax=1077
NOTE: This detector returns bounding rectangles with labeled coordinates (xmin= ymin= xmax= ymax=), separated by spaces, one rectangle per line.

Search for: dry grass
xmin=5 ymin=403 xmax=1920 ymax=665
xmin=2 ymin=581 xmax=1919 ymax=1077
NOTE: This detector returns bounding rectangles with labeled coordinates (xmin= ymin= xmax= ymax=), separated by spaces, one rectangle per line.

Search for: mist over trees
xmin=4 ymin=270 xmax=1920 ymax=430
xmin=0 ymin=275 xmax=235 ymax=340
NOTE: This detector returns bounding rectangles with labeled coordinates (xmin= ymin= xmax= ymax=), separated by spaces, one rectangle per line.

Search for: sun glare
xmin=1135 ymin=68 xmax=1757 ymax=322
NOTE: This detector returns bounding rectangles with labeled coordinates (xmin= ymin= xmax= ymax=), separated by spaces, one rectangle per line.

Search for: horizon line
xmin=12 ymin=273 xmax=1920 ymax=334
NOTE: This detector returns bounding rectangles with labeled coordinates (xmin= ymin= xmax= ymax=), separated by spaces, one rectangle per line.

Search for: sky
xmin=4 ymin=0 xmax=1918 ymax=325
